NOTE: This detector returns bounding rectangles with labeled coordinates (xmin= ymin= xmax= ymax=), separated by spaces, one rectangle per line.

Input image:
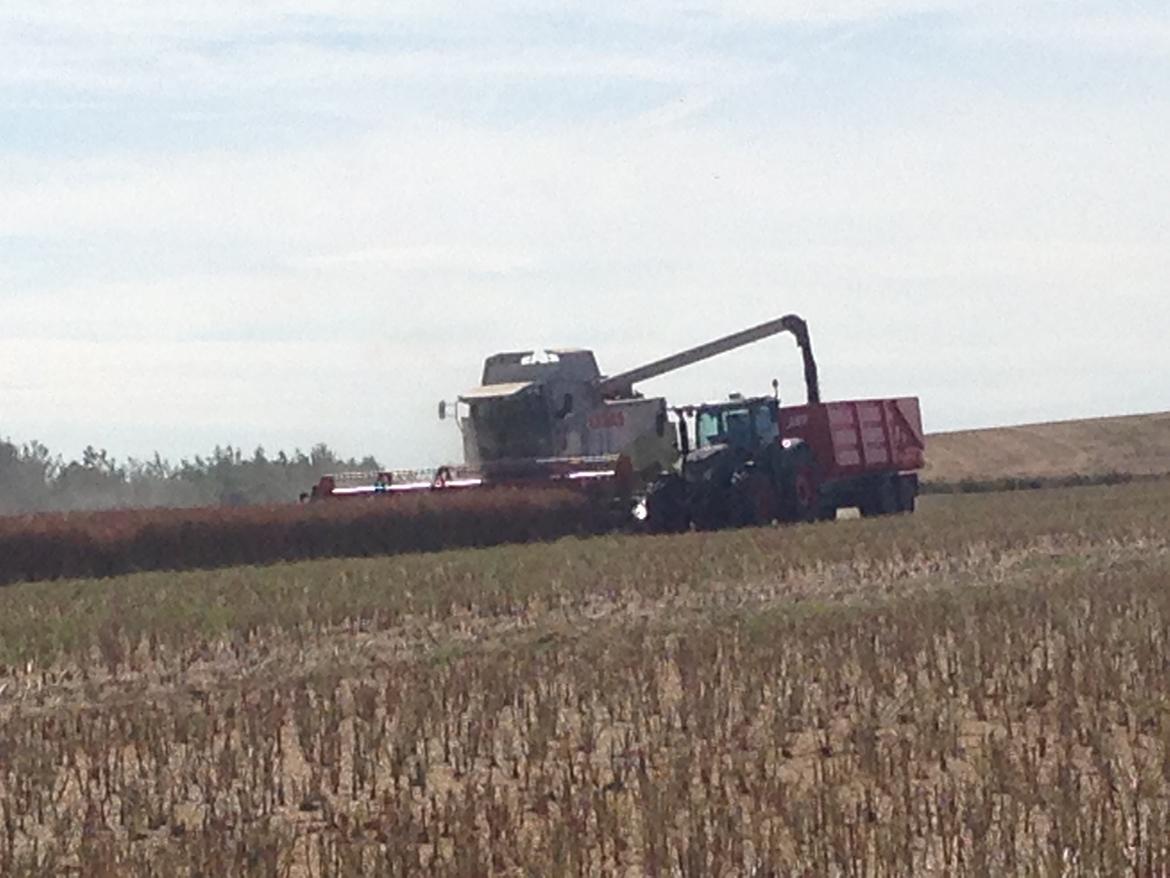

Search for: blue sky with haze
xmin=2 ymin=1 xmax=1167 ymax=467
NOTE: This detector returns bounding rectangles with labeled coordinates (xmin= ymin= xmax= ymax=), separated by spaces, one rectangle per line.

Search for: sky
xmin=1 ymin=1 xmax=1167 ymax=467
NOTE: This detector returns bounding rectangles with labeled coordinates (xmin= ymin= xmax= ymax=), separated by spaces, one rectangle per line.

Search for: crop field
xmin=0 ymin=488 xmax=606 ymax=586
xmin=1 ymin=481 xmax=1169 ymax=875
xmin=925 ymin=410 xmax=1170 ymax=484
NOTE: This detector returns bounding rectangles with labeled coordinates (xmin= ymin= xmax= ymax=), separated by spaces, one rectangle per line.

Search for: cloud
xmin=1 ymin=2 xmax=1167 ymax=463
xmin=679 ymin=0 xmax=977 ymax=25
xmin=964 ymin=6 xmax=1170 ymax=56
xmin=298 ymin=246 xmax=537 ymax=276
xmin=0 ymin=0 xmax=992 ymax=103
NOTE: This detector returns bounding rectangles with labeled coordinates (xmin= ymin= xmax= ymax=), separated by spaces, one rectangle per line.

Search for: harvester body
xmin=455 ymin=350 xmax=676 ymax=477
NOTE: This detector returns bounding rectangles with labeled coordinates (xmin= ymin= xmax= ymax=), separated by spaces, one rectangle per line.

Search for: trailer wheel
xmin=860 ymin=476 xmax=898 ymax=517
xmin=895 ymin=474 xmax=918 ymax=514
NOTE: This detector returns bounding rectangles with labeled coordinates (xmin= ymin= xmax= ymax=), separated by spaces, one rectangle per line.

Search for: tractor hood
xmin=682 ymin=443 xmax=730 ymax=480
xmin=686 ymin=444 xmax=728 ymax=464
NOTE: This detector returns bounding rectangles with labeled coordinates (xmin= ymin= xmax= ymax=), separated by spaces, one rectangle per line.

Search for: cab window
xmin=754 ymin=405 xmax=779 ymax=443
xmin=723 ymin=408 xmax=752 ymax=449
xmin=696 ymin=411 xmax=722 ymax=447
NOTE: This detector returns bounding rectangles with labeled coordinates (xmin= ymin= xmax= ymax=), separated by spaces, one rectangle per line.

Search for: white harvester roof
xmin=459 ymin=381 xmax=535 ymax=401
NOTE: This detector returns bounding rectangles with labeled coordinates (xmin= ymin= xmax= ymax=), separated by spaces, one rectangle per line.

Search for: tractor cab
xmin=641 ymin=393 xmax=808 ymax=532
xmin=677 ymin=395 xmax=781 ymax=461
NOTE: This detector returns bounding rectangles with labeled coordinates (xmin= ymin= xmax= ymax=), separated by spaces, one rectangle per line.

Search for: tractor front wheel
xmin=644 ymin=476 xmax=689 ymax=533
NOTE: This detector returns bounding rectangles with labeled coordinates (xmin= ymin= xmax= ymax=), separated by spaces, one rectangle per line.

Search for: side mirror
xmin=438 ymin=400 xmax=447 ymax=420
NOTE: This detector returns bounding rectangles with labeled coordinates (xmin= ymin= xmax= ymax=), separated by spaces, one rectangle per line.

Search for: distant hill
xmin=925 ymin=411 xmax=1170 ymax=484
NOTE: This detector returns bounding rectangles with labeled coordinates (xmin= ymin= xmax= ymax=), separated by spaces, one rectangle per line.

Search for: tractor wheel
xmin=692 ymin=495 xmax=730 ymax=531
xmin=730 ymin=471 xmax=778 ymax=527
xmin=782 ymin=465 xmax=819 ymax=524
xmin=644 ymin=476 xmax=689 ymax=533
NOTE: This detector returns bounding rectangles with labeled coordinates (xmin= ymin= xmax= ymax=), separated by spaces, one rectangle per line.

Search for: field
xmin=925 ymin=410 xmax=1170 ymax=484
xmin=2 ymin=480 xmax=1170 ymax=874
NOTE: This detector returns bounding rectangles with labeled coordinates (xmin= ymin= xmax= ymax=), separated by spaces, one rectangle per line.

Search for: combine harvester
xmin=310 ymin=315 xmax=925 ymax=531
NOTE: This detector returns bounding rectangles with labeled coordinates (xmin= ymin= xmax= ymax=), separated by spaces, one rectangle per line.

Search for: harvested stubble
xmin=0 ymin=488 xmax=605 ymax=586
xmin=1 ymin=482 xmax=1169 ymax=875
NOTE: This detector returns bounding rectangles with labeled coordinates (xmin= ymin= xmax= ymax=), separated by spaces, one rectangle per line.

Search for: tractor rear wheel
xmin=731 ymin=470 xmax=778 ymax=527
xmin=781 ymin=464 xmax=819 ymax=524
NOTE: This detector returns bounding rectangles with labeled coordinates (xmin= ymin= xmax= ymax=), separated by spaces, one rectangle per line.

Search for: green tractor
xmin=642 ymin=393 xmax=822 ymax=533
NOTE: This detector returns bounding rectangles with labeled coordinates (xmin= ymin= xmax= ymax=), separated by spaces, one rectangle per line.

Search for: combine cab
xmin=448 ymin=348 xmax=675 ymax=484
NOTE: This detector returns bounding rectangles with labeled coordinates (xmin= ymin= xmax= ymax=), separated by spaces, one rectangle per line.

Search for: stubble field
xmin=1 ymin=481 xmax=1169 ymax=875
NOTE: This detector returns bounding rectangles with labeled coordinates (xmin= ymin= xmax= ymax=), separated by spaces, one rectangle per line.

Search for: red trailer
xmin=782 ymin=397 xmax=925 ymax=516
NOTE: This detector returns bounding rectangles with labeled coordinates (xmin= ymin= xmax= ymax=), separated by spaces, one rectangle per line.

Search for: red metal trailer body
xmin=780 ymin=397 xmax=925 ymax=480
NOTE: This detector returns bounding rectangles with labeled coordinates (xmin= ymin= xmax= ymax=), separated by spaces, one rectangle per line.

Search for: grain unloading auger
xmin=309 ymin=315 xmax=823 ymax=503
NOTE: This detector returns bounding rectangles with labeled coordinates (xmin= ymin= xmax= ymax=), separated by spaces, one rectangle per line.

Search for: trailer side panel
xmin=781 ymin=397 xmax=925 ymax=480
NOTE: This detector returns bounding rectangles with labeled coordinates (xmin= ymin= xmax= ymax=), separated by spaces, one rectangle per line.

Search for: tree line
xmin=0 ymin=438 xmax=382 ymax=515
